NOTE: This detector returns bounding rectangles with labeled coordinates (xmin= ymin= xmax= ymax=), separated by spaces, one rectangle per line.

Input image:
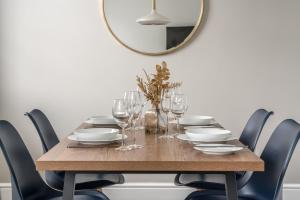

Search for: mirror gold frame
xmin=100 ymin=0 xmax=205 ymax=56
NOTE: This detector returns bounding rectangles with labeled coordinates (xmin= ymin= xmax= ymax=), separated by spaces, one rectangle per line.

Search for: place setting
xmin=177 ymin=129 xmax=244 ymax=155
xmin=67 ymin=90 xmax=145 ymax=150
xmin=176 ymin=122 xmax=245 ymax=155
xmin=174 ymin=110 xmax=244 ymax=155
xmin=68 ymin=114 xmax=124 ymax=148
xmin=67 ymin=127 xmax=126 ymax=148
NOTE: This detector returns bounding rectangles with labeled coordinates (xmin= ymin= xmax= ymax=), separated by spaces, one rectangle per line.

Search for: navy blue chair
xmin=175 ymin=109 xmax=273 ymax=189
xmin=0 ymin=120 xmax=110 ymax=200
xmin=25 ymin=109 xmax=125 ymax=191
xmin=185 ymin=119 xmax=300 ymax=200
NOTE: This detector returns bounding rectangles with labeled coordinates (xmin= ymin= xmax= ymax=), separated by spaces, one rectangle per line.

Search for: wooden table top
xmin=36 ymin=123 xmax=264 ymax=172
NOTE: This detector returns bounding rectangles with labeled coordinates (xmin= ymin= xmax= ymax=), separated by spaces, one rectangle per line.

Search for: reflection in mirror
xmin=102 ymin=0 xmax=204 ymax=55
xmin=136 ymin=0 xmax=170 ymax=25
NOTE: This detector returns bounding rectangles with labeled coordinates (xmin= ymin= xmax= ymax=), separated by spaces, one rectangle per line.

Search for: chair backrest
xmin=0 ymin=120 xmax=50 ymax=199
xmin=25 ymin=109 xmax=59 ymax=152
xmin=239 ymin=119 xmax=300 ymax=200
xmin=239 ymin=109 xmax=273 ymax=151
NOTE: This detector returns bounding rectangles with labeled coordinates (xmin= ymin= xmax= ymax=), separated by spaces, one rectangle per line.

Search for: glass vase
xmin=144 ymin=106 xmax=166 ymax=134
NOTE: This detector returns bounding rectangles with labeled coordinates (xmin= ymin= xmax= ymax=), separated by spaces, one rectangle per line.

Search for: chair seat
xmin=46 ymin=171 xmax=125 ymax=190
xmin=185 ymin=191 xmax=255 ymax=200
xmin=175 ymin=173 xmax=243 ymax=190
xmin=46 ymin=190 xmax=109 ymax=200
xmin=49 ymin=195 xmax=107 ymax=200
xmin=49 ymin=197 xmax=104 ymax=200
xmin=75 ymin=173 xmax=125 ymax=189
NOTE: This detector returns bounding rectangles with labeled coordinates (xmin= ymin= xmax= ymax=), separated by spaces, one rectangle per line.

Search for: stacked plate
xmin=179 ymin=115 xmax=215 ymax=126
xmin=177 ymin=115 xmax=243 ymax=155
xmin=68 ymin=128 xmax=126 ymax=145
xmin=177 ymin=128 xmax=236 ymax=143
xmin=85 ymin=116 xmax=117 ymax=125
xmin=186 ymin=128 xmax=232 ymax=141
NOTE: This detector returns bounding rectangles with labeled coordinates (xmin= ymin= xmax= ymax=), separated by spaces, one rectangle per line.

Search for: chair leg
xmin=11 ymin=177 xmax=21 ymax=200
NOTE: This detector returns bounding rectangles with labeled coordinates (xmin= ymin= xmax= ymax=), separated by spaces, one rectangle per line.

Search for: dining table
xmin=36 ymin=122 xmax=264 ymax=200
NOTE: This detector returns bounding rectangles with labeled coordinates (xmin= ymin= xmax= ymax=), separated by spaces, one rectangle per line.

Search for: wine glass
xmin=139 ymin=92 xmax=148 ymax=115
xmin=171 ymin=94 xmax=188 ymax=135
xmin=159 ymin=89 xmax=173 ymax=139
xmin=135 ymin=88 xmax=147 ymax=130
xmin=124 ymin=91 xmax=144 ymax=149
xmin=112 ymin=99 xmax=131 ymax=151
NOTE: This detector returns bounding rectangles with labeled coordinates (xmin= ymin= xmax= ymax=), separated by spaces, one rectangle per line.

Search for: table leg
xmin=63 ymin=172 xmax=76 ymax=200
xmin=225 ymin=172 xmax=238 ymax=200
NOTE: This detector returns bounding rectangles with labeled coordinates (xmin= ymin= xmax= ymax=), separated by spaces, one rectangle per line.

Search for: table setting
xmin=66 ymin=61 xmax=245 ymax=156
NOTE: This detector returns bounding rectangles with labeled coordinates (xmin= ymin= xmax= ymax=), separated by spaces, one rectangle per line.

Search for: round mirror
xmin=102 ymin=0 xmax=205 ymax=56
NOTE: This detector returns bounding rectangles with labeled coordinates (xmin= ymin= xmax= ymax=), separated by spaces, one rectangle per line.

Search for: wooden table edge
xmin=36 ymin=160 xmax=264 ymax=172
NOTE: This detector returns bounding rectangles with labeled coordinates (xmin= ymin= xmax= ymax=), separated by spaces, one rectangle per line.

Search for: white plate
xmin=85 ymin=116 xmax=117 ymax=125
xmin=68 ymin=134 xmax=127 ymax=145
xmin=176 ymin=134 xmax=237 ymax=143
xmin=179 ymin=115 xmax=215 ymax=126
xmin=185 ymin=128 xmax=232 ymax=141
xmin=194 ymin=146 xmax=244 ymax=155
xmin=74 ymin=128 xmax=119 ymax=141
xmin=184 ymin=126 xmax=219 ymax=129
xmin=195 ymin=143 xmax=237 ymax=147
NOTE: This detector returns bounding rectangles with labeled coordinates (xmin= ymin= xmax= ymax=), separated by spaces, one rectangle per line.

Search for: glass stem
xmin=176 ymin=117 xmax=180 ymax=134
xmin=121 ymin=127 xmax=125 ymax=146
xmin=156 ymin=108 xmax=160 ymax=133
xmin=166 ymin=112 xmax=169 ymax=136
xmin=133 ymin=121 xmax=136 ymax=145
xmin=141 ymin=105 xmax=144 ymax=116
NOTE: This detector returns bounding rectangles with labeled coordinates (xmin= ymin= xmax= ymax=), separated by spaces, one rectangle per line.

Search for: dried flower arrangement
xmin=136 ymin=61 xmax=182 ymax=109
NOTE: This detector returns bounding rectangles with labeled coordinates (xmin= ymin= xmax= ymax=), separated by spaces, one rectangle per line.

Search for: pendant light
xmin=136 ymin=0 xmax=170 ymax=25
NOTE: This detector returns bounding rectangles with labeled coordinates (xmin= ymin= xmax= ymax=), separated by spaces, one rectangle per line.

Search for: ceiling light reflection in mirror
xmin=102 ymin=0 xmax=204 ymax=55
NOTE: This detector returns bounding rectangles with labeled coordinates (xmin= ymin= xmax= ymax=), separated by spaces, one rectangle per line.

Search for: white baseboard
xmin=282 ymin=184 xmax=300 ymax=200
xmin=0 ymin=183 xmax=12 ymax=200
xmin=103 ymin=183 xmax=195 ymax=200
xmin=0 ymin=182 xmax=299 ymax=200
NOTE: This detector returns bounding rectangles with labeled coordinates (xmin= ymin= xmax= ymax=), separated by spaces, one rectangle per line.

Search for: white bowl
xmin=185 ymin=128 xmax=232 ymax=141
xmin=74 ymin=128 xmax=119 ymax=141
xmin=179 ymin=116 xmax=215 ymax=126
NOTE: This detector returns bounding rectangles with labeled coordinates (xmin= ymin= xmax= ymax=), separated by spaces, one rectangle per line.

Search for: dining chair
xmin=174 ymin=109 xmax=273 ymax=189
xmin=24 ymin=109 xmax=125 ymax=191
xmin=0 ymin=120 xmax=110 ymax=200
xmin=185 ymin=119 xmax=300 ymax=200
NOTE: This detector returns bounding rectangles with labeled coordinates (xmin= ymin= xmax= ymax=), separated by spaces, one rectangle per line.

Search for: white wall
xmin=0 ymin=0 xmax=300 ymax=186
